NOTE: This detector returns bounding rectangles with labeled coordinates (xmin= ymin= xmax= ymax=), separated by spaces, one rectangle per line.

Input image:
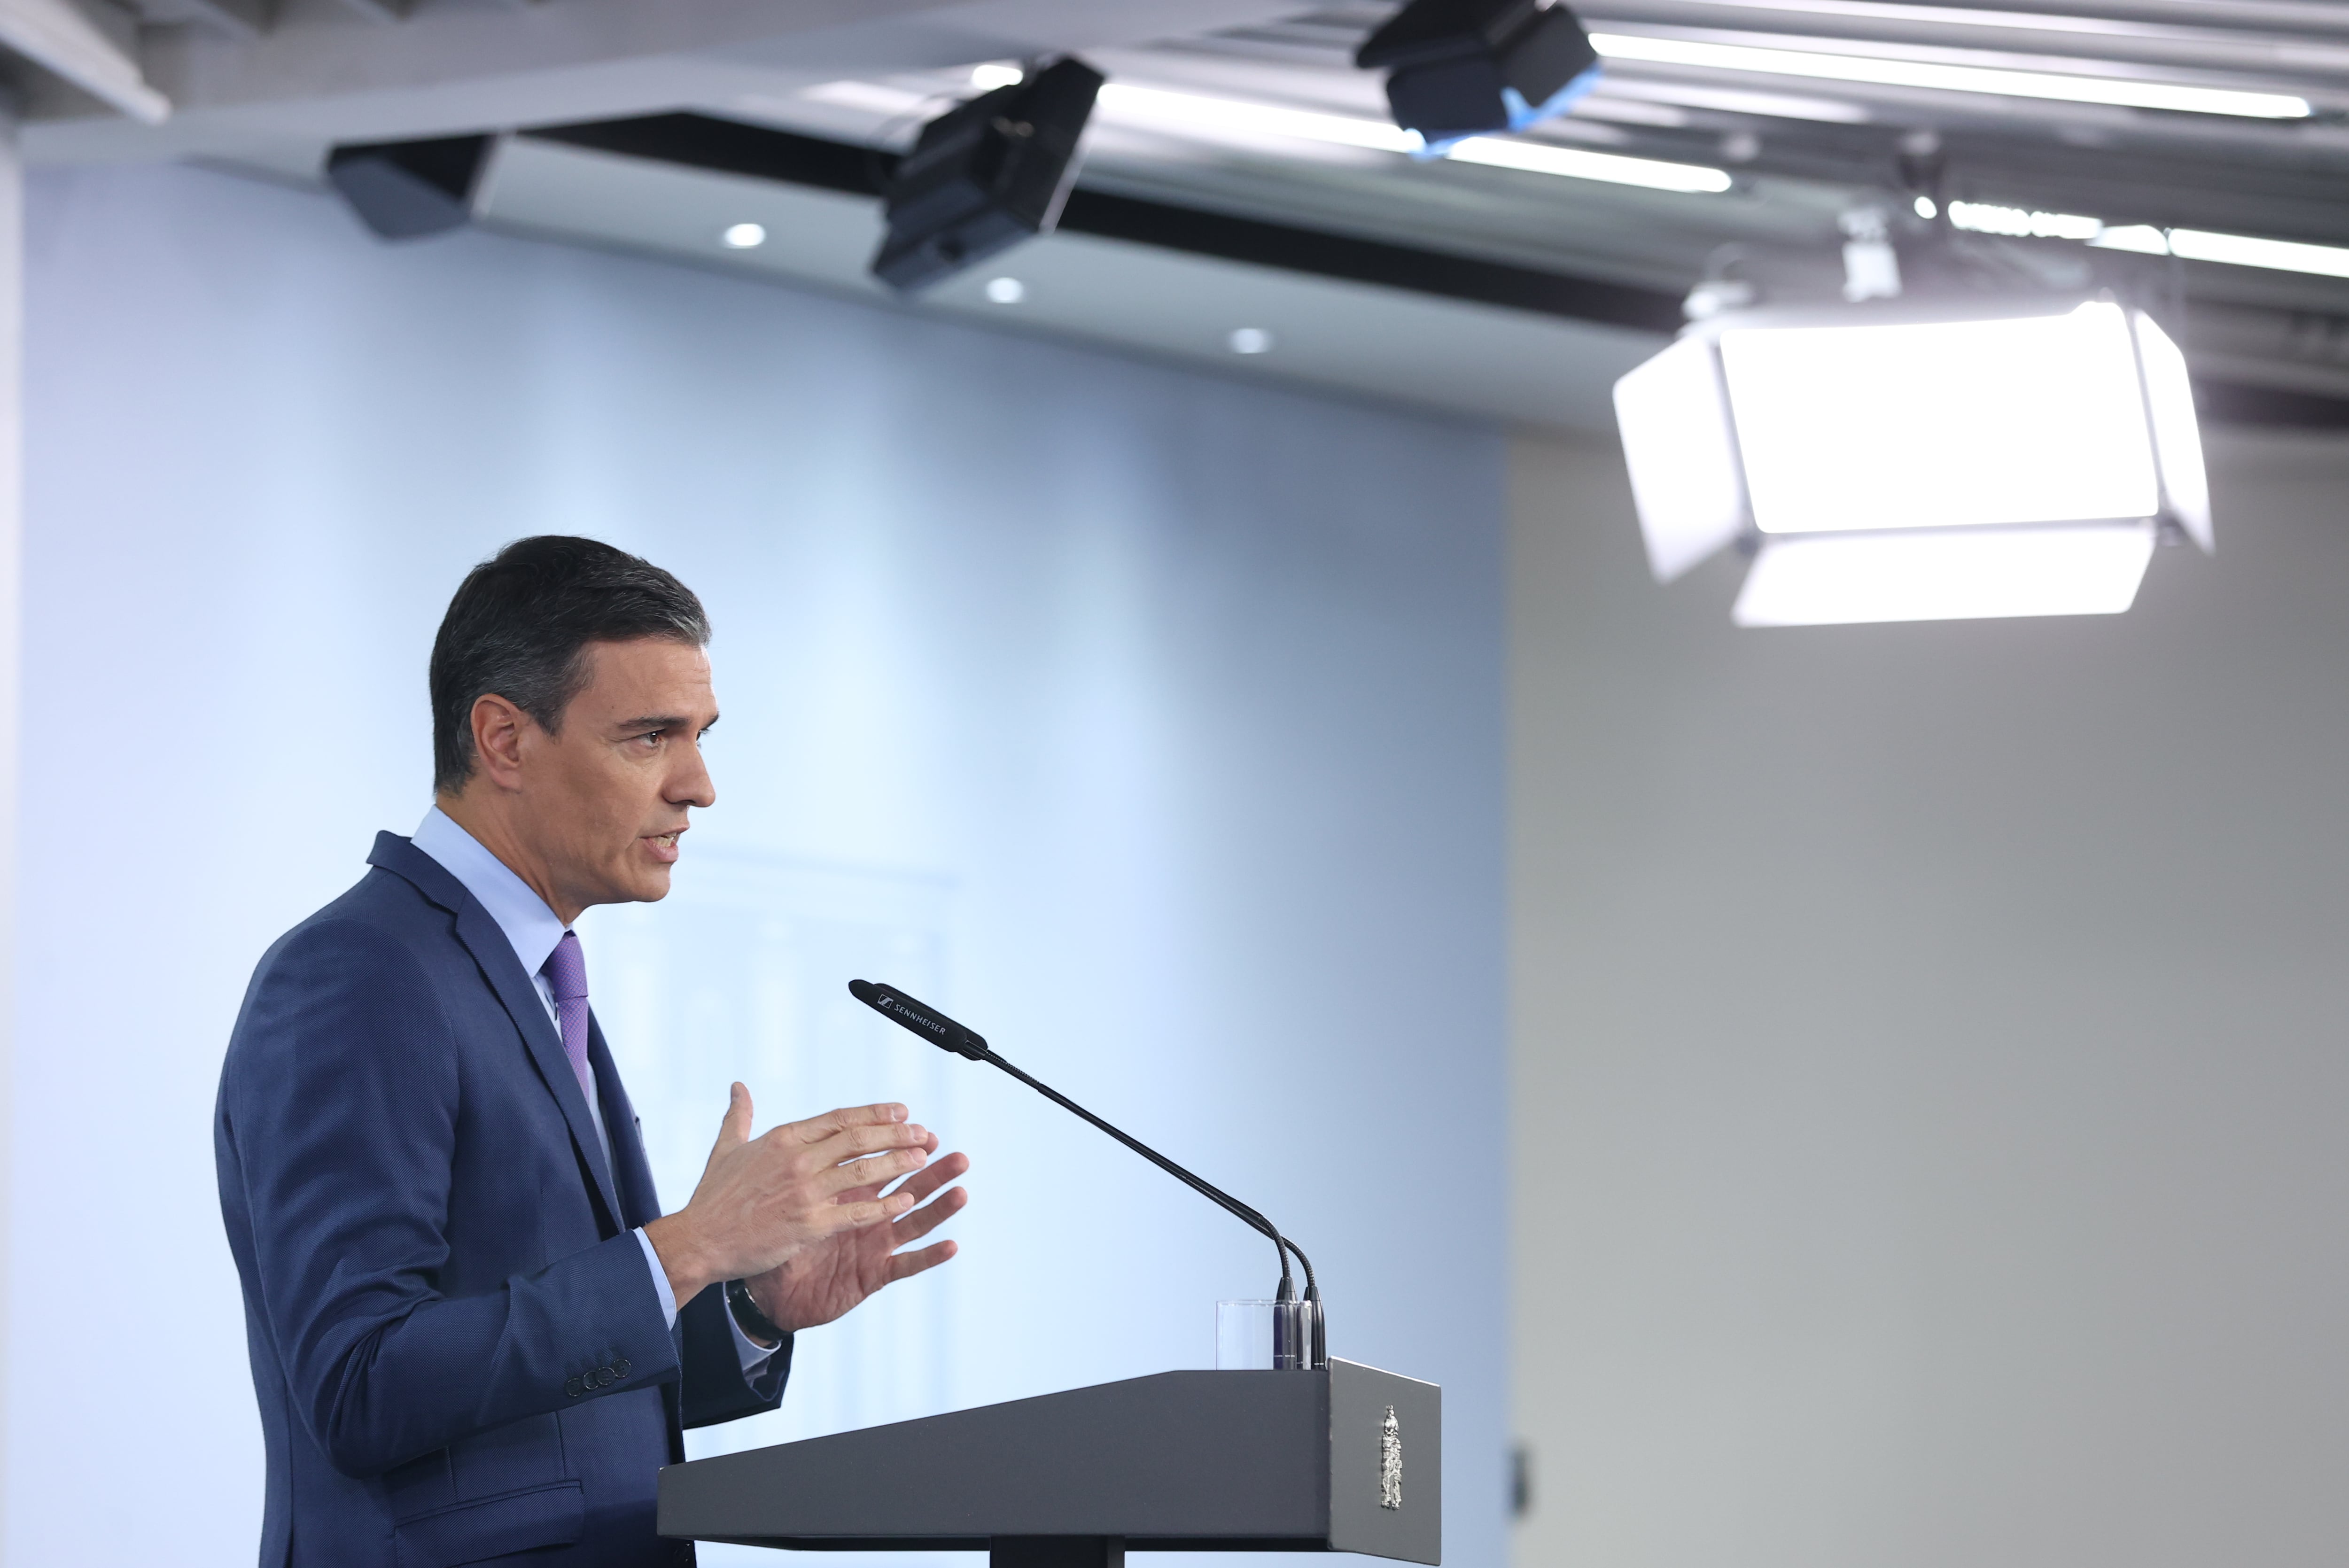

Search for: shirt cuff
xmin=634 ymin=1227 xmax=778 ymax=1375
xmin=634 ymin=1228 xmax=678 ymax=1329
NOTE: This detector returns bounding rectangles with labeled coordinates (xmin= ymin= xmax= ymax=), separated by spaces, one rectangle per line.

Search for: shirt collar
xmin=411 ymin=806 xmax=570 ymax=980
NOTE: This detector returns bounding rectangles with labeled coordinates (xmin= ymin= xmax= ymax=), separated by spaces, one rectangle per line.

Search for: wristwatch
xmin=724 ymin=1278 xmax=785 ymax=1347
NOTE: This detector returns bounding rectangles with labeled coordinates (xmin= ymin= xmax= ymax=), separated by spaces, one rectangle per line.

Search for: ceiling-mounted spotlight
xmin=871 ymin=56 xmax=1104 ymax=293
xmin=325 ymin=135 xmax=495 ymax=241
xmin=1613 ymin=296 xmax=2211 ymax=627
xmin=1355 ymin=0 xmax=1601 ymax=150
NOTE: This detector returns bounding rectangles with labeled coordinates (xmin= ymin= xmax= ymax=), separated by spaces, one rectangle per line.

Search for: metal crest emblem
xmin=1379 ymin=1405 xmax=1402 ymax=1510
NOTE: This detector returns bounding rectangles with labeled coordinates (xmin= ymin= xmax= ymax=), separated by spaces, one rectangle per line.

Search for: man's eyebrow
xmin=612 ymin=713 xmax=701 ymax=733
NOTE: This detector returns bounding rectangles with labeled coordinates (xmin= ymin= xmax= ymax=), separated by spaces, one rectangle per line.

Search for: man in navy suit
xmin=216 ymin=536 xmax=970 ymax=1568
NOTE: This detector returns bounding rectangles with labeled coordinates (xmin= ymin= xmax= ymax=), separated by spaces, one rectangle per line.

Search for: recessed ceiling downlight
xmin=722 ymin=222 xmax=767 ymax=249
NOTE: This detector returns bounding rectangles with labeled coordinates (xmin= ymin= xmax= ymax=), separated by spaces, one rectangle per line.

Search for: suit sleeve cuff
xmin=634 ymin=1228 xmax=678 ymax=1329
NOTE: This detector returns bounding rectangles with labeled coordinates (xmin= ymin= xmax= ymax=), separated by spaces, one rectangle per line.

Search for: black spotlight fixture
xmin=871 ymin=56 xmax=1104 ymax=294
xmin=1355 ymin=0 xmax=1601 ymax=149
xmin=325 ymin=134 xmax=495 ymax=241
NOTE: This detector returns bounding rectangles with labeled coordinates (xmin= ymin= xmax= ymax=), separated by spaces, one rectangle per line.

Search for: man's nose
xmin=670 ymin=743 xmax=716 ymax=810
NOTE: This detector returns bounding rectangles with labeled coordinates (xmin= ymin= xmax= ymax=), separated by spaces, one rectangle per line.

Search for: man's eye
xmin=635 ymin=732 xmax=662 ymax=747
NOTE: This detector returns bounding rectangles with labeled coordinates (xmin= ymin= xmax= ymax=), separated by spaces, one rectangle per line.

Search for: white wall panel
xmin=1509 ymin=427 xmax=2349 ymax=1568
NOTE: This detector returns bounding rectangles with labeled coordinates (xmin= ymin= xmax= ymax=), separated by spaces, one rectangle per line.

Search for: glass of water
xmin=1216 ymin=1298 xmax=1319 ymax=1370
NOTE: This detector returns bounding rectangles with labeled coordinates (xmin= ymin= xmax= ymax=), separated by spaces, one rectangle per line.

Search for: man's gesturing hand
xmin=642 ymin=1086 xmax=936 ymax=1309
xmin=744 ymin=1137 xmax=970 ymax=1336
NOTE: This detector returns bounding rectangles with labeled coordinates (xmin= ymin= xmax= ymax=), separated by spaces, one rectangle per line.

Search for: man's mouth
xmin=645 ymin=829 xmax=684 ymax=863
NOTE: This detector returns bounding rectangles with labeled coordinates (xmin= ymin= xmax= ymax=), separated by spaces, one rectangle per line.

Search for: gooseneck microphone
xmin=849 ymin=978 xmax=1323 ymax=1366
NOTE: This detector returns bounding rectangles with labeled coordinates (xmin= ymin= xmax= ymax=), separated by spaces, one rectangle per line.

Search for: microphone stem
xmin=978 ymin=1049 xmax=1297 ymax=1294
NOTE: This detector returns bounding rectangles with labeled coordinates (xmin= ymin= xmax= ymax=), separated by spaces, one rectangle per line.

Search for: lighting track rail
xmin=523 ymin=113 xmax=1688 ymax=334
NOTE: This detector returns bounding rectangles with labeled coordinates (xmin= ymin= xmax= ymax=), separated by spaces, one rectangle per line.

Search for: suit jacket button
xmin=565 ymin=1378 xmax=583 ymax=1398
xmin=596 ymin=1367 xmax=614 ymax=1387
xmin=614 ymin=1359 xmax=631 ymax=1378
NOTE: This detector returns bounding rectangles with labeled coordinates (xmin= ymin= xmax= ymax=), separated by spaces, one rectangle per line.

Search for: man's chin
xmin=619 ymin=863 xmax=677 ymax=904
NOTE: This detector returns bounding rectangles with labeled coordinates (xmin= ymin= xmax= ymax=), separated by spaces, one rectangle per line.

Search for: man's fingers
xmin=829 ymin=1158 xmax=965 ymax=1217
xmin=816 ymin=1144 xmax=929 ymax=1198
xmin=825 ymin=1147 xmax=966 ymax=1210
xmin=831 ymin=1189 xmax=922 ymax=1229
xmin=803 ymin=1119 xmax=931 ymax=1167
xmin=887 ymin=1151 xmax=970 ymax=1207
xmin=790 ymin=1102 xmax=910 ymax=1144
xmin=889 ymin=1182 xmax=968 ymax=1244
xmin=886 ymin=1239 xmax=960 ymax=1285
xmin=702 ymin=1084 xmax=753 ymax=1180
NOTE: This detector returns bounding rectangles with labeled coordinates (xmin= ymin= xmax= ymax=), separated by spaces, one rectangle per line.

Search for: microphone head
xmin=849 ymin=979 xmax=991 ymax=1061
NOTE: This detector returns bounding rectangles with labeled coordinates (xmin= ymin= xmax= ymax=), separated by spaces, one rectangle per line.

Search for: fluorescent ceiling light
xmin=2089 ymin=225 xmax=2170 ymax=256
xmin=1588 ymin=32 xmax=2312 ymax=119
xmin=1940 ymin=202 xmax=2349 ymax=282
xmin=1732 ymin=524 xmax=2155 ymax=627
xmin=1095 ymin=82 xmax=1423 ymax=152
xmin=1936 ymin=204 xmax=2349 ymax=283
xmin=1588 ymin=76 xmax=1871 ymax=124
xmin=1947 ymin=200 xmax=2100 ymax=241
xmin=1446 ymin=135 xmax=1733 ymax=193
xmin=1098 ymin=82 xmax=1729 ymax=193
xmin=2161 ymin=228 xmax=2349 ymax=280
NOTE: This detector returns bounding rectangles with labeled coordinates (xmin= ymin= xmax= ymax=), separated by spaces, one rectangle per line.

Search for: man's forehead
xmin=578 ymin=637 xmax=716 ymax=708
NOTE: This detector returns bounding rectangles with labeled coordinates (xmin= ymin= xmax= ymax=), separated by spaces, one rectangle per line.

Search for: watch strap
xmin=724 ymin=1278 xmax=785 ymax=1346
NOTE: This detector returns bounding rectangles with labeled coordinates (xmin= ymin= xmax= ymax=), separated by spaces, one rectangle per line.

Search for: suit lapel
xmin=590 ymin=1017 xmax=665 ymax=1230
xmin=366 ymin=832 xmax=626 ymax=1232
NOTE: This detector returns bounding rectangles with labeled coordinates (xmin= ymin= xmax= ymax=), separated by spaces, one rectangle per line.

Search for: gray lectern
xmin=660 ymin=1358 xmax=1439 ymax=1568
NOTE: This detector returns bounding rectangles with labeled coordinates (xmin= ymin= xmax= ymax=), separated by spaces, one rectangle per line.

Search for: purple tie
xmin=541 ymin=930 xmax=593 ymax=1099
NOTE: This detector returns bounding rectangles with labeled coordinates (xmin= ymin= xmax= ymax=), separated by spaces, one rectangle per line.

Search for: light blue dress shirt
xmin=412 ymin=807 xmax=777 ymax=1375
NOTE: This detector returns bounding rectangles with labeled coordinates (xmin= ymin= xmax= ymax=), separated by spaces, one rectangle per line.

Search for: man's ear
xmin=469 ymin=693 xmax=535 ymax=791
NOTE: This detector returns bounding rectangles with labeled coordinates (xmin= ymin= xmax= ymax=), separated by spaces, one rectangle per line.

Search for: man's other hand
xmin=642 ymin=1087 xmax=945 ymax=1308
xmin=744 ymin=1135 xmax=970 ymax=1335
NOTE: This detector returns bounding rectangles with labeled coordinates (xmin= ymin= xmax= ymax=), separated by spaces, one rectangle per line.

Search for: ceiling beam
xmin=0 ymin=0 xmax=170 ymax=121
xmin=147 ymin=0 xmax=272 ymax=43
xmin=24 ymin=0 xmax=1306 ymax=164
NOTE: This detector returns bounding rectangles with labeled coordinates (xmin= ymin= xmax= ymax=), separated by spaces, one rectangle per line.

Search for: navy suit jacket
xmin=216 ymin=832 xmax=788 ymax=1568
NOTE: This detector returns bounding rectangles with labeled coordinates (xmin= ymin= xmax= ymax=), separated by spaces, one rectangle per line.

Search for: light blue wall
xmin=15 ymin=164 xmax=1506 ymax=1567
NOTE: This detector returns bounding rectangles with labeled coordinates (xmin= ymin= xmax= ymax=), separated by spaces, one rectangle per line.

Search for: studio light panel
xmin=1733 ymin=524 xmax=2158 ymax=628
xmin=2133 ymin=310 xmax=2212 ymax=551
xmin=1613 ymin=333 xmax=1746 ymax=583
xmin=1611 ymin=298 xmax=2212 ymax=627
xmin=1719 ymin=303 xmax=2160 ymax=536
